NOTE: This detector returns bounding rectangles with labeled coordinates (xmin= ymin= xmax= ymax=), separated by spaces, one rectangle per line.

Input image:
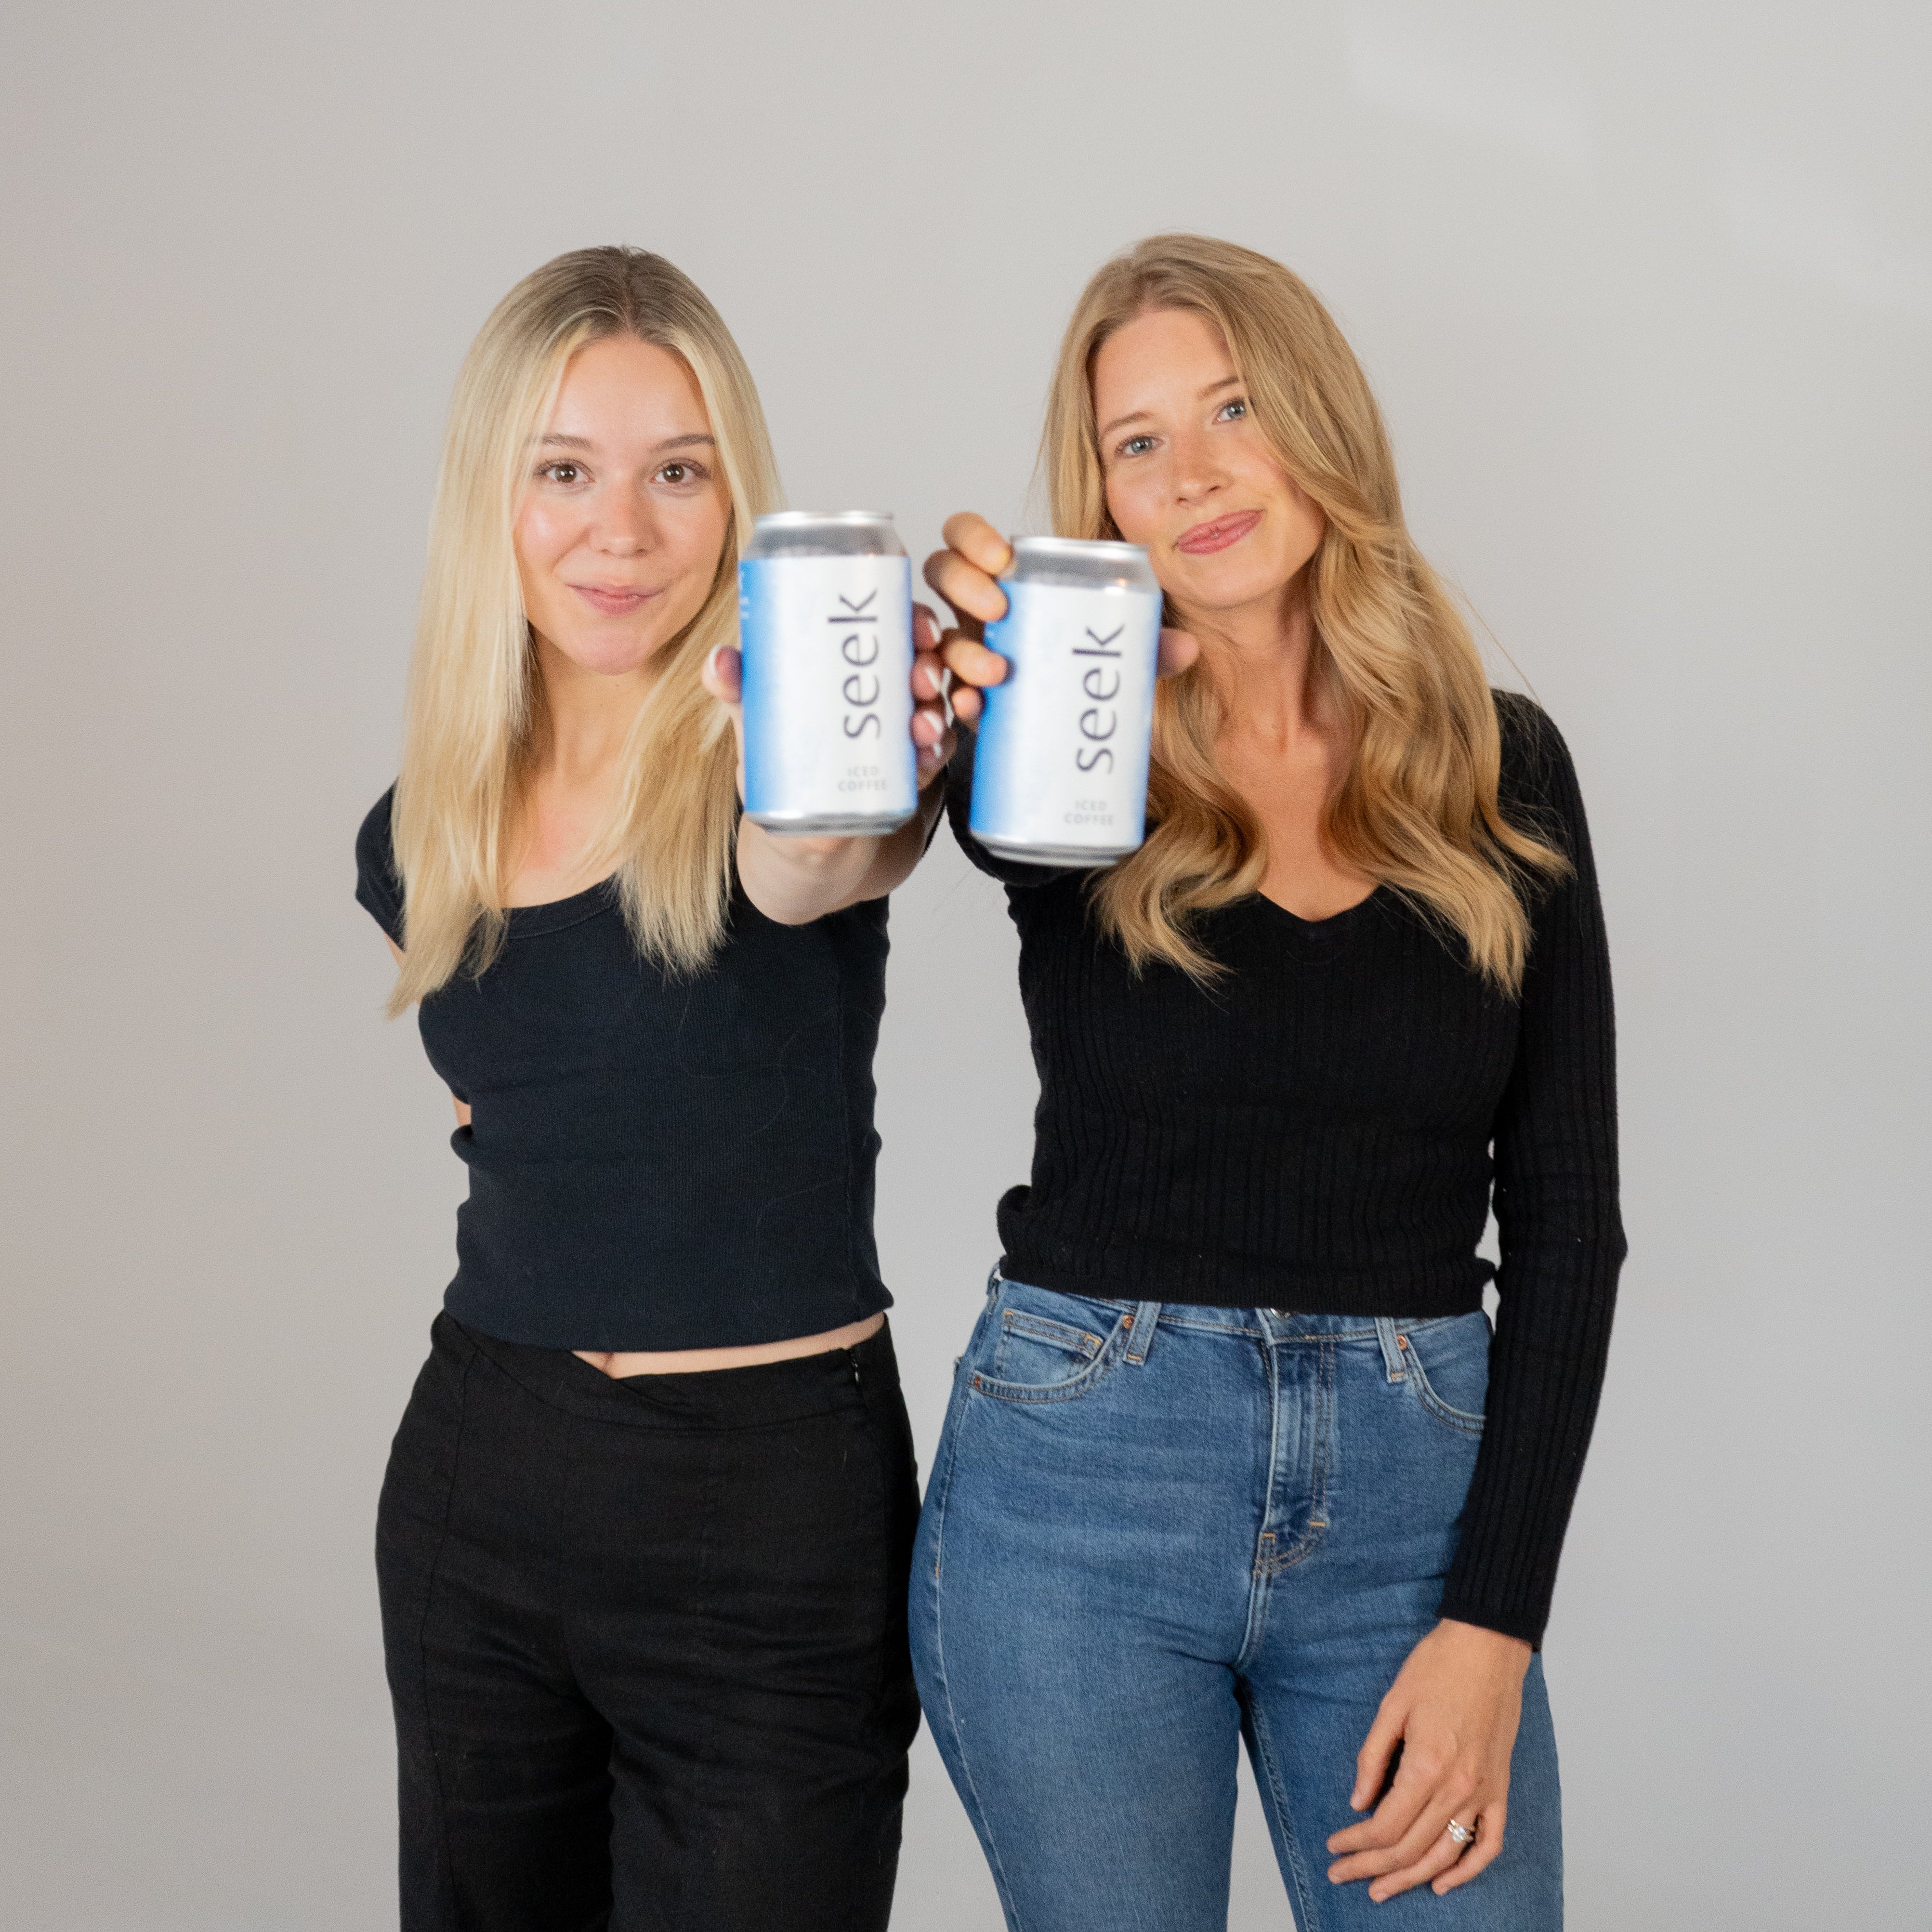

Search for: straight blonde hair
xmin=387 ymin=246 xmax=779 ymax=1015
xmin=1044 ymin=234 xmax=1567 ymax=993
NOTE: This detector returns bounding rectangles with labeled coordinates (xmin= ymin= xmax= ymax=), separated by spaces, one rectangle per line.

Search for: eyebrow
xmin=1097 ymin=376 xmax=1242 ymax=442
xmin=536 ymin=432 xmax=717 ymax=453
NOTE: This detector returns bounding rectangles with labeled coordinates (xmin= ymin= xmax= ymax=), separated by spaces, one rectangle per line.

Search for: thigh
xmin=377 ymin=1329 xmax=614 ymax=1932
xmin=575 ymin=1382 xmax=920 ymax=1932
xmin=1242 ymin=1652 xmax=1561 ymax=1932
xmin=1239 ymin=1319 xmax=1563 ymax=1930
xmin=910 ymin=1287 xmax=1261 ymax=1932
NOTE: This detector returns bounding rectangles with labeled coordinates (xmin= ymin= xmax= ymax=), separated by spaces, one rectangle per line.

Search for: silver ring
xmin=1445 ymin=1819 xmax=1475 ymax=1847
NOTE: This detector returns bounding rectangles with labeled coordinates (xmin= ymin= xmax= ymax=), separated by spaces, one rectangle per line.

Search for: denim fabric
xmin=910 ymin=1276 xmax=1562 ymax=1932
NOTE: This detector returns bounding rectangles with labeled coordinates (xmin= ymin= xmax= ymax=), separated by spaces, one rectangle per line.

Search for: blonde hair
xmin=1043 ymin=234 xmax=1567 ymax=993
xmin=387 ymin=246 xmax=779 ymax=1015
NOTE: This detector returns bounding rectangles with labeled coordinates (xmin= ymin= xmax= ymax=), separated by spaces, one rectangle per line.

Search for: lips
xmin=570 ymin=582 xmax=661 ymax=616
xmin=1175 ymin=509 xmax=1262 ymax=556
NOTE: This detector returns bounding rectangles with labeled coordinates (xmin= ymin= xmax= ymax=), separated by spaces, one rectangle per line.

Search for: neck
xmin=528 ymin=633 xmax=655 ymax=787
xmin=1178 ymin=569 xmax=1327 ymax=749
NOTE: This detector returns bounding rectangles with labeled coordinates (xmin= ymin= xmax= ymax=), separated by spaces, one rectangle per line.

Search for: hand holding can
xmin=963 ymin=537 xmax=1164 ymax=868
xmin=736 ymin=513 xmax=919 ymax=836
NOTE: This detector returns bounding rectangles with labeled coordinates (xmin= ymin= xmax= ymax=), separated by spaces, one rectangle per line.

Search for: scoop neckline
xmin=503 ymin=876 xmax=620 ymax=937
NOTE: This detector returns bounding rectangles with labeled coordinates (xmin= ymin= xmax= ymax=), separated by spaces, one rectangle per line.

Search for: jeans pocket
xmin=1400 ymin=1313 xmax=1490 ymax=1434
xmin=970 ymin=1284 xmax=1127 ymax=1406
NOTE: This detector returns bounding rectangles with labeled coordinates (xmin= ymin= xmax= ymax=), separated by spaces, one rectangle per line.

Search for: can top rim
xmin=1011 ymin=535 xmax=1151 ymax=560
xmin=754 ymin=510 xmax=896 ymax=528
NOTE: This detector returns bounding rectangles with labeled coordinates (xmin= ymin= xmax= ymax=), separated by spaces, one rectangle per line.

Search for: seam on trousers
xmin=412 ymin=1339 xmax=473 ymax=1922
xmin=924 ymin=1396 xmax=1025 ymax=1931
xmin=1246 ymin=1695 xmax=1324 ymax=1931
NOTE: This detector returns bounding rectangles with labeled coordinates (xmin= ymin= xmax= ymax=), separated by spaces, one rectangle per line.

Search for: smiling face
xmin=1091 ymin=306 xmax=1326 ymax=633
xmin=513 ymin=334 xmax=731 ymax=680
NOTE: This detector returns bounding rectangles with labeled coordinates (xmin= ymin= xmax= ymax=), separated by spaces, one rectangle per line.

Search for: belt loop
xmin=1123 ymin=1301 xmax=1162 ymax=1366
xmin=1373 ymin=1317 xmax=1407 ymax=1382
xmin=986 ymin=1267 xmax=1003 ymax=1302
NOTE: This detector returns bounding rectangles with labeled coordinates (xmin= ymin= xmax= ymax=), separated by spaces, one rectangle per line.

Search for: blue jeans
xmin=910 ymin=1277 xmax=1562 ymax=1931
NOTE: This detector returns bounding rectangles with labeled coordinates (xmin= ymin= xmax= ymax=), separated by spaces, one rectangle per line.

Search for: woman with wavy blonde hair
xmin=916 ymin=234 xmax=1624 ymax=1928
xmin=355 ymin=246 xmax=949 ymax=1931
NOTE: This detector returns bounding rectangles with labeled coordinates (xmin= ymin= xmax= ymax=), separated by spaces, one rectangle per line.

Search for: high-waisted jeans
xmin=910 ymin=1276 xmax=1562 ymax=1932
xmin=376 ymin=1313 xmax=920 ymax=1932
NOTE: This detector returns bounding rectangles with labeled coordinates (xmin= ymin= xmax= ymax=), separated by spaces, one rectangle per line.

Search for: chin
xmin=558 ymin=632 xmax=667 ymax=679
xmin=1171 ymin=556 xmax=1290 ymax=611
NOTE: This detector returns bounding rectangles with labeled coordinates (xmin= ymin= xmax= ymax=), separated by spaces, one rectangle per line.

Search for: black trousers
xmin=376 ymin=1313 xmax=921 ymax=1932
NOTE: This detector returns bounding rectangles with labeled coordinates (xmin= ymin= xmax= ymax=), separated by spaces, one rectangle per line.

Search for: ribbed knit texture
xmin=355 ymin=788 xmax=894 ymax=1354
xmin=946 ymin=692 xmax=1625 ymax=1645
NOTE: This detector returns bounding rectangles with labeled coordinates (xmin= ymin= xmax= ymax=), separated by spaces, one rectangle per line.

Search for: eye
xmin=1117 ymin=434 xmax=1157 ymax=459
xmin=537 ymin=460 xmax=585 ymax=485
xmin=1216 ymin=397 xmax=1249 ymax=422
xmin=656 ymin=460 xmax=710 ymax=486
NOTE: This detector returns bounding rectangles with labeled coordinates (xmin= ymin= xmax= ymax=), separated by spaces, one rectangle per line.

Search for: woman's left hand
xmin=1325 ymin=1618 xmax=1531 ymax=1902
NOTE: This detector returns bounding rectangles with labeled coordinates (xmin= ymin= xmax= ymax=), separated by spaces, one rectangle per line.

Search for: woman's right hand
xmin=923 ymin=511 xmax=1201 ymax=724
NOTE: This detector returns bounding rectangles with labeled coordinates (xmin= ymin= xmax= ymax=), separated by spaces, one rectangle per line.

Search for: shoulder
xmin=356 ymin=785 xmax=398 ymax=872
xmin=1492 ymin=689 xmax=1583 ymax=817
xmin=354 ymin=784 xmax=404 ymax=941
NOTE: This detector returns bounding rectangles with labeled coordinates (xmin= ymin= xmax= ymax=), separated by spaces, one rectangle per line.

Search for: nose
xmin=1170 ymin=425 xmax=1226 ymax=508
xmin=596 ymin=484 xmax=656 ymax=558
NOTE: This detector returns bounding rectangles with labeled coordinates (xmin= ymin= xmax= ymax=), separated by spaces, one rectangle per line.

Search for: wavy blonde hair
xmin=1043 ymin=234 xmax=1567 ymax=993
xmin=387 ymin=246 xmax=779 ymax=1015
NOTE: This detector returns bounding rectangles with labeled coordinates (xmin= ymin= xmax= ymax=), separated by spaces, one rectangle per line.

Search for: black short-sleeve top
xmin=355 ymin=788 xmax=892 ymax=1352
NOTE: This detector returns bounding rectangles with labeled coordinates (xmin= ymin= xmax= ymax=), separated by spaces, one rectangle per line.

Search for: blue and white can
xmin=969 ymin=537 xmax=1162 ymax=867
xmin=738 ymin=512 xmax=917 ymax=835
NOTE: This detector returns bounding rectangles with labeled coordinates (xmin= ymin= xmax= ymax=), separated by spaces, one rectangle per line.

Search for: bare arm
xmin=734 ymin=775 xmax=947 ymax=921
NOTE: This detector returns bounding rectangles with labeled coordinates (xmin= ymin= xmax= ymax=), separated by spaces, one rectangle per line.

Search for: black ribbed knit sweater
xmin=946 ymin=690 xmax=1625 ymax=1646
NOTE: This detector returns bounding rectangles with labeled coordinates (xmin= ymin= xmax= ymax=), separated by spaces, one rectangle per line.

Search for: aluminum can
xmin=738 ymin=512 xmax=916 ymax=835
xmin=968 ymin=537 xmax=1162 ymax=866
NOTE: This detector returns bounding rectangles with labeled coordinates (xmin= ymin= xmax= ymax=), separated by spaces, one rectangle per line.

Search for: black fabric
xmin=946 ymin=691 xmax=1625 ymax=1646
xmin=376 ymin=1312 xmax=921 ymax=1932
xmin=355 ymin=789 xmax=892 ymax=1351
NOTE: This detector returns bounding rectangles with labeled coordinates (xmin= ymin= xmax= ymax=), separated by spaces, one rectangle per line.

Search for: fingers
xmin=940 ymin=631 xmax=1007 ymax=725
xmin=911 ymin=603 xmax=953 ymax=778
xmin=1327 ymin=1756 xmax=1434 ymax=1870
xmin=1358 ymin=1796 xmax=1483 ymax=1904
xmin=703 ymin=643 xmax=743 ymax=706
xmin=916 ymin=722 xmax=956 ymax=781
xmin=911 ymin=605 xmax=947 ymax=700
xmin=939 ymin=510 xmax=1013 ymax=577
xmin=1156 ymin=627 xmax=1200 ymax=678
xmin=1330 ymin=1767 xmax=1492 ymax=1897
xmin=1367 ymin=1808 xmax=1484 ymax=1916
xmin=1433 ymin=1799 xmax=1505 ymax=1894
xmin=1348 ymin=1702 xmax=1405 ymax=1814
xmin=923 ymin=544 xmax=1008 ymax=629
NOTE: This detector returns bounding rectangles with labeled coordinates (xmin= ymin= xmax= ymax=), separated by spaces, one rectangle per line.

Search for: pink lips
xmin=1175 ymin=509 xmax=1262 ymax=556
xmin=571 ymin=583 xmax=659 ymax=617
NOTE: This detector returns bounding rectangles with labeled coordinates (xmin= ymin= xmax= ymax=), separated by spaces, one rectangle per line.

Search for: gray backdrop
xmin=3 ymin=1 xmax=1927 ymax=1926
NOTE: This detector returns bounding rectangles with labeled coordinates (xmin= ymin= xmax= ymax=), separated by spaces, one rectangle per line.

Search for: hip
xmin=379 ymin=1312 xmax=918 ymax=1592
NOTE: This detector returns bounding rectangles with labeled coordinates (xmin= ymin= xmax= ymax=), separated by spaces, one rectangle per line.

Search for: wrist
xmin=1434 ymin=1618 xmax=1533 ymax=1671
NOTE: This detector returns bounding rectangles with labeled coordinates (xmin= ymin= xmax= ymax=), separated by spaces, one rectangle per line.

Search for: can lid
xmin=1011 ymin=535 xmax=1151 ymax=560
xmin=755 ymin=511 xmax=897 ymax=528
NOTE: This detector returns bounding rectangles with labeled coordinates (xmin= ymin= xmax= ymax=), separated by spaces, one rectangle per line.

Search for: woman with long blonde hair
xmin=916 ymin=234 xmax=1623 ymax=1928
xmin=355 ymin=246 xmax=949 ymax=1931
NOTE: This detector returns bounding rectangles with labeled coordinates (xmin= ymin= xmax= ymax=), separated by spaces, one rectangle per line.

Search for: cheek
xmin=664 ymin=490 xmax=731 ymax=582
xmin=1103 ymin=466 xmax=1164 ymax=544
xmin=513 ymin=502 xmax=577 ymax=589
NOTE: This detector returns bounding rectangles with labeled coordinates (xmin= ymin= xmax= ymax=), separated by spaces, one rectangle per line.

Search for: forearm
xmin=735 ymin=778 xmax=945 ymax=924
xmin=1435 ymin=1239 xmax=1621 ymax=1643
